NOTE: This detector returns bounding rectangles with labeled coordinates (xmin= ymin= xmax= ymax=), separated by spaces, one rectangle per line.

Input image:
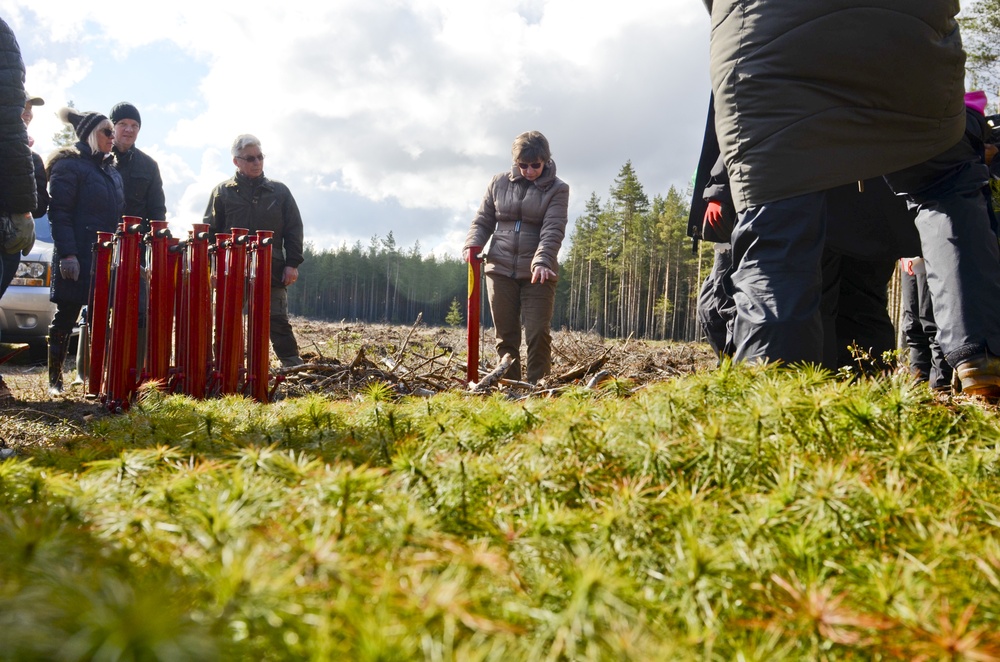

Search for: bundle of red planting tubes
xmin=84 ymin=216 xmax=277 ymax=412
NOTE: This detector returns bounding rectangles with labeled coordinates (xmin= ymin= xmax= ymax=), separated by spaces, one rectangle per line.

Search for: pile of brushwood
xmin=281 ymin=317 xmax=717 ymax=399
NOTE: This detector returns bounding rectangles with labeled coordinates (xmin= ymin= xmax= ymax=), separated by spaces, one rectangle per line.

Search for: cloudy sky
xmin=1 ymin=0 xmax=711 ymax=258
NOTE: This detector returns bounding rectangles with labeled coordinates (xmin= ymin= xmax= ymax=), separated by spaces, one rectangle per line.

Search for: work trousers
xmin=900 ymin=267 xmax=952 ymax=389
xmin=884 ymin=136 xmax=1000 ymax=367
xmin=729 ymin=191 xmax=827 ymax=365
xmin=731 ymin=136 xmax=1000 ymax=368
xmin=0 ymin=251 xmax=18 ymax=299
xmin=697 ymin=243 xmax=734 ymax=358
xmin=820 ymin=251 xmax=896 ymax=373
xmin=485 ymin=273 xmax=556 ymax=383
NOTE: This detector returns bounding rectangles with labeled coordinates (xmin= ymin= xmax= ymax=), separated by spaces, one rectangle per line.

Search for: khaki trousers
xmin=485 ymin=273 xmax=556 ymax=383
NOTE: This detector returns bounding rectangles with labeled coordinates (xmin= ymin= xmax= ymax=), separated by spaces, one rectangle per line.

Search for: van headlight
xmin=11 ymin=260 xmax=49 ymax=287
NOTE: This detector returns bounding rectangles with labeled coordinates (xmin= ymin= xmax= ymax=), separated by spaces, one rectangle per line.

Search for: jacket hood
xmin=46 ymin=142 xmax=116 ymax=178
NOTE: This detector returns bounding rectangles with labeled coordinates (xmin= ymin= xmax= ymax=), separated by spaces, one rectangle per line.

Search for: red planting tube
xmin=466 ymin=245 xmax=482 ymax=383
xmin=87 ymin=232 xmax=115 ymax=397
xmin=173 ymin=235 xmax=191 ymax=393
xmin=185 ymin=224 xmax=213 ymax=398
xmin=166 ymin=237 xmax=183 ymax=391
xmin=145 ymin=220 xmax=173 ymax=385
xmin=246 ymin=230 xmax=273 ymax=402
xmin=218 ymin=228 xmax=248 ymax=395
xmin=103 ymin=218 xmax=144 ymax=412
xmin=212 ymin=232 xmax=231 ymax=389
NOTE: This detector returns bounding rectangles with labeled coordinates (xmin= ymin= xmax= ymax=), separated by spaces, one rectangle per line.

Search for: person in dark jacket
xmin=204 ymin=134 xmax=304 ymax=367
xmin=0 ymin=18 xmax=39 ymax=404
xmin=46 ymin=107 xmax=124 ymax=395
xmin=897 ymin=91 xmax=998 ymax=392
xmin=108 ymin=101 xmax=165 ymax=376
xmin=820 ymin=180 xmax=920 ymax=373
xmin=688 ymin=99 xmax=736 ymax=358
xmin=109 ymin=101 xmax=165 ymax=230
xmin=0 ymin=91 xmax=44 ymax=299
xmin=463 ymin=131 xmax=569 ymax=384
xmin=21 ymin=93 xmax=49 ymax=219
xmin=693 ymin=152 xmax=735 ymax=359
xmin=692 ymin=149 xmax=920 ymax=373
xmin=703 ymin=1 xmax=1000 ymax=400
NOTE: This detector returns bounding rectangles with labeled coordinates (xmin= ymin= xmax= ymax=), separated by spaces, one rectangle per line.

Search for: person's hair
xmin=87 ymin=119 xmax=114 ymax=154
xmin=231 ymin=134 xmax=262 ymax=157
xmin=511 ymin=131 xmax=551 ymax=164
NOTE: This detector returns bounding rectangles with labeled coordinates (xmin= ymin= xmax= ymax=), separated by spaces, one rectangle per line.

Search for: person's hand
xmin=531 ymin=265 xmax=556 ymax=284
xmin=901 ymin=257 xmax=923 ymax=277
xmin=60 ymin=255 xmax=80 ymax=281
xmin=4 ymin=211 xmax=34 ymax=255
xmin=462 ymin=247 xmax=471 ymax=262
xmin=704 ymin=200 xmax=724 ymax=233
xmin=986 ymin=143 xmax=997 ymax=166
xmin=282 ymin=265 xmax=299 ymax=287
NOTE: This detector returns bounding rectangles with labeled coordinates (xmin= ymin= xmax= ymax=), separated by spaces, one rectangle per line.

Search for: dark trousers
xmin=51 ymin=302 xmax=83 ymax=334
xmin=729 ymin=191 xmax=827 ymax=365
xmin=485 ymin=273 xmax=556 ymax=383
xmin=900 ymin=268 xmax=952 ymax=389
xmin=820 ymin=251 xmax=896 ymax=372
xmin=884 ymin=136 xmax=1000 ymax=366
xmin=0 ymin=252 xmax=7 ymax=345
xmin=269 ymin=285 xmax=300 ymax=361
xmin=697 ymin=244 xmax=735 ymax=358
xmin=0 ymin=251 xmax=18 ymax=299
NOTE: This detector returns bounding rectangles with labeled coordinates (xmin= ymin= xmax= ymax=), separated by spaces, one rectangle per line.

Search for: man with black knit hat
xmin=110 ymin=101 xmax=165 ymax=230
xmin=107 ymin=101 xmax=165 ymax=379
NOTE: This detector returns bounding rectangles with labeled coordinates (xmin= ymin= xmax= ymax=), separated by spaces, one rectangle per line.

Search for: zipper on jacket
xmin=511 ymin=220 xmax=521 ymax=277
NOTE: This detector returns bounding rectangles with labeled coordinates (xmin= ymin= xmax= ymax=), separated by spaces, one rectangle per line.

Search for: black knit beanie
xmin=58 ymin=107 xmax=107 ymax=142
xmin=110 ymin=101 xmax=141 ymax=127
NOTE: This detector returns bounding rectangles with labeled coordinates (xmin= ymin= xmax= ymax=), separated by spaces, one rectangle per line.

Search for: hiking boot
xmin=0 ymin=375 xmax=12 ymax=404
xmin=955 ymin=354 xmax=1000 ymax=400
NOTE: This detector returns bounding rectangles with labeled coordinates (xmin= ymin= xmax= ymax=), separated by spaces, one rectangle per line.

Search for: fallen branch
xmin=393 ymin=313 xmax=423 ymax=365
xmin=470 ymin=353 xmax=513 ymax=392
xmin=554 ymin=347 xmax=612 ymax=382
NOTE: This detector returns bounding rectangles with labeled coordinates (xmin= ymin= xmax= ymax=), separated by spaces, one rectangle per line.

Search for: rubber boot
xmin=47 ymin=328 xmax=70 ymax=396
xmin=72 ymin=322 xmax=89 ymax=386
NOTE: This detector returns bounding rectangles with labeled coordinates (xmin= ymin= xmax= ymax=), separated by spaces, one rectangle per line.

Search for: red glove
xmin=704 ymin=200 xmax=724 ymax=233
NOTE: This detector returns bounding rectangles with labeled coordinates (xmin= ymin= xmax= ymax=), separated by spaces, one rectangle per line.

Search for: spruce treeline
xmin=288 ymin=161 xmax=708 ymax=341
xmin=557 ymin=161 xmax=701 ymax=339
xmin=287 ymin=233 xmax=467 ymax=326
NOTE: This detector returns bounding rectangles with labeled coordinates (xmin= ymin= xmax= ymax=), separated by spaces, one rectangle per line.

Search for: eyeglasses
xmin=517 ymin=162 xmax=543 ymax=171
xmin=238 ymin=154 xmax=265 ymax=163
xmin=100 ymin=128 xmax=114 ymax=137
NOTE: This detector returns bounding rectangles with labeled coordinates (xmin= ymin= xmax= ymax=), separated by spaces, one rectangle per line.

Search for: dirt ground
xmin=0 ymin=317 xmax=717 ymax=451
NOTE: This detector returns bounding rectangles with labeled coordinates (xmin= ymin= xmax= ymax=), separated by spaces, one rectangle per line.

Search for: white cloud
xmin=2 ymin=0 xmax=711 ymax=255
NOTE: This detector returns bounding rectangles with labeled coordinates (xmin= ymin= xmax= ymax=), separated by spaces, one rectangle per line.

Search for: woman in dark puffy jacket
xmin=464 ymin=131 xmax=569 ymax=384
xmin=45 ymin=107 xmax=123 ymax=395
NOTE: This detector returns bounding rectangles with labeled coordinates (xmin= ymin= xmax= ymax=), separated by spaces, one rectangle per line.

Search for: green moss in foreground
xmin=3 ymin=364 xmax=1000 ymax=660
